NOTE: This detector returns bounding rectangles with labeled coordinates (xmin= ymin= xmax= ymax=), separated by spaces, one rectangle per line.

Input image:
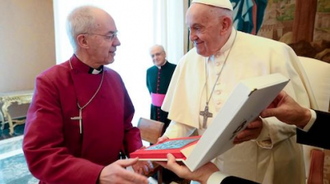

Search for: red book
xmin=130 ymin=136 xmax=201 ymax=161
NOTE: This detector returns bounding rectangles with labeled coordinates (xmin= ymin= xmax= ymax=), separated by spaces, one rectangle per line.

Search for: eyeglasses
xmin=85 ymin=32 xmax=118 ymax=41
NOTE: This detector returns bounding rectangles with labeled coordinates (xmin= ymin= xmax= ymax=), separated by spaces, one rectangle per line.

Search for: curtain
xmin=153 ymin=0 xmax=189 ymax=64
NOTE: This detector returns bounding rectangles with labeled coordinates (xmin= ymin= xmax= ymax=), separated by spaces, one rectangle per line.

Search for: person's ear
xmin=77 ymin=34 xmax=89 ymax=49
xmin=220 ymin=17 xmax=232 ymax=35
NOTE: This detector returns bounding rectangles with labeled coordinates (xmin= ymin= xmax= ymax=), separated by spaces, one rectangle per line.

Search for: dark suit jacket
xmin=297 ymin=110 xmax=330 ymax=149
xmin=221 ymin=176 xmax=259 ymax=184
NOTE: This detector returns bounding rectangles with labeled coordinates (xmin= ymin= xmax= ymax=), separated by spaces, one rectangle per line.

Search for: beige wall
xmin=0 ymin=0 xmax=55 ymax=120
xmin=0 ymin=0 xmax=55 ymax=93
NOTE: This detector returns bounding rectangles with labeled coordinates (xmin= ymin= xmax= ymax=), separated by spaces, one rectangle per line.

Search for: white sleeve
xmin=255 ymin=117 xmax=296 ymax=149
xmin=207 ymin=172 xmax=228 ymax=184
xmin=163 ymin=121 xmax=196 ymax=138
xmin=301 ymin=109 xmax=317 ymax=132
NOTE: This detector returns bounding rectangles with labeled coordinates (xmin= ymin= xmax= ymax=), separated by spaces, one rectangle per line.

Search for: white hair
xmin=220 ymin=8 xmax=233 ymax=19
xmin=150 ymin=44 xmax=166 ymax=53
xmin=213 ymin=6 xmax=233 ymax=21
xmin=66 ymin=5 xmax=100 ymax=52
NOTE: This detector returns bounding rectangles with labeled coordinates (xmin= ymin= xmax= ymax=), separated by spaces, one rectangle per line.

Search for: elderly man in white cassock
xmin=159 ymin=0 xmax=317 ymax=183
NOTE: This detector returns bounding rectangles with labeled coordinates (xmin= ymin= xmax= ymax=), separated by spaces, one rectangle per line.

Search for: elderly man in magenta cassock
xmin=159 ymin=0 xmax=317 ymax=183
xmin=23 ymin=5 xmax=151 ymax=184
xmin=146 ymin=45 xmax=176 ymax=132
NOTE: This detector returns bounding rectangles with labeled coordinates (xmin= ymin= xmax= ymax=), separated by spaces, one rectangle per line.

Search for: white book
xmin=182 ymin=73 xmax=290 ymax=171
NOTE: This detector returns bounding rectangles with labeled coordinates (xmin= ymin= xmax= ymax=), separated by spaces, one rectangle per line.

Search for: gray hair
xmin=220 ymin=8 xmax=233 ymax=19
xmin=210 ymin=6 xmax=233 ymax=21
xmin=66 ymin=5 xmax=100 ymax=52
xmin=150 ymin=44 xmax=166 ymax=53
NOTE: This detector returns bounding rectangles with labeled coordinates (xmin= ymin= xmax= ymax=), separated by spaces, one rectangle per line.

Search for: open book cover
xmin=130 ymin=73 xmax=289 ymax=171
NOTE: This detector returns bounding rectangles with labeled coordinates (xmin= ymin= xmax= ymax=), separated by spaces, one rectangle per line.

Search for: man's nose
xmin=113 ymin=36 xmax=121 ymax=46
xmin=189 ymin=30 xmax=197 ymax=41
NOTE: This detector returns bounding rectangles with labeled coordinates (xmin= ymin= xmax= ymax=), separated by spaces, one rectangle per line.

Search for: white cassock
xmin=162 ymin=28 xmax=317 ymax=184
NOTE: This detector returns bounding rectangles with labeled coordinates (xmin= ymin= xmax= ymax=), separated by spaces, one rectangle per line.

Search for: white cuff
xmin=301 ymin=109 xmax=317 ymax=132
xmin=255 ymin=119 xmax=273 ymax=149
xmin=207 ymin=171 xmax=228 ymax=184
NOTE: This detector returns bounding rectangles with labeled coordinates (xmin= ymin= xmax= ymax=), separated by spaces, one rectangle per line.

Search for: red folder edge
xmin=130 ymin=136 xmax=201 ymax=161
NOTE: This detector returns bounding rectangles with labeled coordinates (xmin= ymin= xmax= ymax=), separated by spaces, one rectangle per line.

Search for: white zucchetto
xmin=192 ymin=0 xmax=233 ymax=11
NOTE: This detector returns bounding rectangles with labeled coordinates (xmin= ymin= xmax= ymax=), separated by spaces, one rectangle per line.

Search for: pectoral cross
xmin=71 ymin=108 xmax=82 ymax=134
xmin=200 ymin=105 xmax=213 ymax=129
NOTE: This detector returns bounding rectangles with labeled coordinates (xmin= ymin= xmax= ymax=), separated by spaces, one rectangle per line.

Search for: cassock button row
xmin=216 ymin=62 xmax=220 ymax=66
xmin=216 ymin=90 xmax=221 ymax=95
xmin=217 ymin=101 xmax=221 ymax=105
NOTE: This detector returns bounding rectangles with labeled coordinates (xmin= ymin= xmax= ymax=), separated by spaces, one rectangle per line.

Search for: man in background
xmin=146 ymin=45 xmax=176 ymax=132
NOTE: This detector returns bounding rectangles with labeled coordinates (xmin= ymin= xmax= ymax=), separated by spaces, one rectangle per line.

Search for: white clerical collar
xmin=213 ymin=27 xmax=237 ymax=58
xmin=88 ymin=66 xmax=103 ymax=74
xmin=157 ymin=60 xmax=167 ymax=69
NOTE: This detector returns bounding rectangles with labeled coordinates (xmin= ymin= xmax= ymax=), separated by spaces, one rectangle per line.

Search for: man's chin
xmin=104 ymin=59 xmax=114 ymax=65
xmin=196 ymin=49 xmax=208 ymax=57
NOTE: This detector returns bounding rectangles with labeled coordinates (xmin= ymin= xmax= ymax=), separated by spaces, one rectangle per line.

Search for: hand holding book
xmin=233 ymin=117 xmax=263 ymax=144
xmin=156 ymin=153 xmax=219 ymax=184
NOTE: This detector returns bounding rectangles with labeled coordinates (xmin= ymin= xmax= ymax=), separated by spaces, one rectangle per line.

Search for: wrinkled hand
xmin=132 ymin=160 xmax=154 ymax=175
xmin=99 ymin=158 xmax=148 ymax=184
xmin=233 ymin=117 xmax=263 ymax=144
xmin=157 ymin=153 xmax=219 ymax=183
